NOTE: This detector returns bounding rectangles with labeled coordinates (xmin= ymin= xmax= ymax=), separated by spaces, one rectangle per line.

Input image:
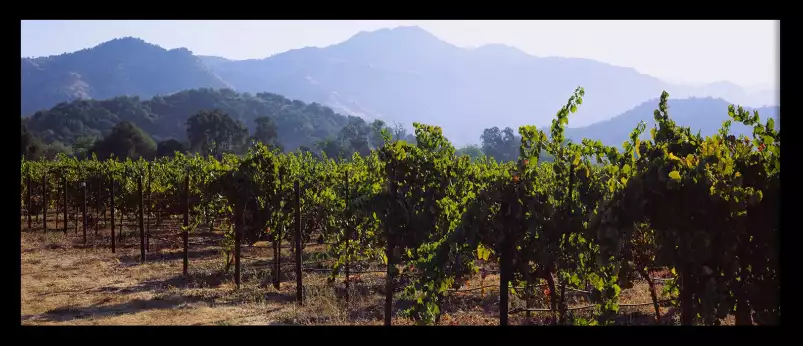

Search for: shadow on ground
xmin=612 ymin=307 xmax=679 ymax=326
xmin=21 ymin=294 xmax=216 ymax=323
xmin=118 ymin=248 xmax=220 ymax=264
xmin=23 ymin=270 xmax=298 ymax=324
xmin=90 ymin=271 xmax=231 ymax=295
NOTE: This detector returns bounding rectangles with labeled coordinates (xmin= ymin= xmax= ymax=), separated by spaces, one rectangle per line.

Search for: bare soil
xmin=21 ymin=219 xmax=692 ymax=326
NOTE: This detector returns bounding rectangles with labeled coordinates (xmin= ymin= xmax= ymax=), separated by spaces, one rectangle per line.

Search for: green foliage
xmin=156 ymin=139 xmax=187 ymax=158
xmin=187 ymin=109 xmax=248 ymax=158
xmin=481 ymin=127 xmax=519 ymax=162
xmin=24 ymin=88 xmax=426 ymax=161
xmin=25 ymin=89 xmax=366 ymax=153
xmin=21 ymin=121 xmax=46 ymax=160
xmin=593 ymin=91 xmax=780 ymax=325
xmin=89 ymin=121 xmax=156 ymax=160
xmin=250 ymin=116 xmax=282 ymax=150
xmin=456 ymin=144 xmax=484 ymax=161
xmin=21 ymin=87 xmax=779 ymax=326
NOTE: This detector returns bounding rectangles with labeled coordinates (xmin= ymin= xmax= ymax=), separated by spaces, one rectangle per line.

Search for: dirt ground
xmin=21 ymin=219 xmax=690 ymax=326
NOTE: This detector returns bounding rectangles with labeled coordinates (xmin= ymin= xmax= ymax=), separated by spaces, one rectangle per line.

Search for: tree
xmin=338 ymin=117 xmax=372 ymax=156
xmin=187 ymin=109 xmax=248 ymax=157
xmin=43 ymin=141 xmax=74 ymax=158
xmin=297 ymin=145 xmax=319 ymax=159
xmin=250 ymin=116 xmax=282 ymax=150
xmin=481 ymin=126 xmax=518 ymax=162
xmin=72 ymin=135 xmax=98 ymax=158
xmin=156 ymin=139 xmax=186 ymax=157
xmin=370 ymin=119 xmax=387 ymax=149
xmin=89 ymin=121 xmax=156 ymax=160
xmin=21 ymin=123 xmax=45 ymax=160
xmin=456 ymin=144 xmax=484 ymax=161
xmin=23 ymin=88 xmax=384 ymax=156
xmin=390 ymin=122 xmax=416 ymax=143
xmin=316 ymin=138 xmax=347 ymax=159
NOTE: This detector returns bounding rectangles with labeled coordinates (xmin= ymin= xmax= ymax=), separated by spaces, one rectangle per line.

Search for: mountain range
xmin=20 ymin=26 xmax=779 ymax=146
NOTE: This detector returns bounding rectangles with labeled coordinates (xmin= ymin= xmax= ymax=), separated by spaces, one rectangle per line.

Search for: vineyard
xmin=19 ymin=89 xmax=779 ymax=326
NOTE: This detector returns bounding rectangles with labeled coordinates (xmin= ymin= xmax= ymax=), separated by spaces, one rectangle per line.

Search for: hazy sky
xmin=21 ymin=20 xmax=779 ymax=88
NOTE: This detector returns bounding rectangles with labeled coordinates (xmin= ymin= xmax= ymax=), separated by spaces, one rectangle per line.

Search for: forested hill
xmin=21 ymin=37 xmax=230 ymax=116
xmin=24 ymin=87 xmax=781 ymax=164
xmin=24 ymin=88 xmax=363 ymax=151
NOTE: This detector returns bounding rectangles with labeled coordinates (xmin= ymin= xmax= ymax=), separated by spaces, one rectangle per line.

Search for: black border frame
xmin=12 ymin=7 xmax=791 ymax=342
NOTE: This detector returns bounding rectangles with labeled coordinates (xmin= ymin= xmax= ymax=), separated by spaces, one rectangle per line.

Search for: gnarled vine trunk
xmin=680 ymin=268 xmax=694 ymax=326
xmin=638 ymin=268 xmax=661 ymax=323
xmin=545 ymin=270 xmax=558 ymax=325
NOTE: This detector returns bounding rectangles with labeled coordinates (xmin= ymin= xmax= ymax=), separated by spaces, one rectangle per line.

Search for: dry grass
xmin=20 ymin=221 xmax=717 ymax=326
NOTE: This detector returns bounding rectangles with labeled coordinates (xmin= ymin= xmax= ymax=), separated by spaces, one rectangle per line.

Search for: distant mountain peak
xmin=106 ymin=36 xmax=147 ymax=43
xmin=92 ymin=36 xmax=161 ymax=50
xmin=341 ymin=25 xmax=451 ymax=48
xmin=353 ymin=25 xmax=436 ymax=38
xmin=389 ymin=25 xmax=437 ymax=36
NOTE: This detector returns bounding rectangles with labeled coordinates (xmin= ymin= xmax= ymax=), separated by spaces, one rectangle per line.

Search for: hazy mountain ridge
xmin=21 ymin=37 xmax=231 ymax=115
xmin=21 ymin=27 xmax=778 ymax=146
xmin=667 ymin=80 xmax=779 ymax=109
xmin=201 ymin=27 xmax=676 ymax=144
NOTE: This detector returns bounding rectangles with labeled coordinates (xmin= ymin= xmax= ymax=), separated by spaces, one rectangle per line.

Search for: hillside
xmin=22 ymin=27 xmax=777 ymax=147
xmin=562 ymin=97 xmax=780 ymax=147
xmin=200 ymin=27 xmax=675 ymax=144
xmin=23 ymin=88 xmax=362 ymax=151
xmin=21 ymin=37 xmax=231 ymax=116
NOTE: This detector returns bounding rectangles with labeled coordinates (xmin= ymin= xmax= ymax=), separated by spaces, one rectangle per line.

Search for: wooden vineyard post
xmin=138 ymin=175 xmax=146 ymax=263
xmin=275 ymin=230 xmax=282 ymax=290
xmin=499 ymin=235 xmax=511 ymax=326
xmin=96 ymin=174 xmax=101 ymax=236
xmin=344 ymin=171 xmax=350 ymax=304
xmin=385 ymin=230 xmax=394 ymax=326
xmin=101 ymin=175 xmax=107 ymax=228
xmin=110 ymin=172 xmax=116 ymax=253
xmin=385 ymin=181 xmax=398 ymax=327
xmin=559 ymin=165 xmax=575 ymax=325
xmin=146 ymin=163 xmax=152 ymax=252
xmin=294 ymin=180 xmax=303 ymax=305
xmin=272 ymin=235 xmax=278 ymax=289
xmin=272 ymin=226 xmax=281 ymax=289
xmin=118 ymin=168 xmax=125 ymax=244
xmin=525 ymin=286 xmax=533 ymax=322
xmin=55 ymin=183 xmax=59 ymax=232
xmin=74 ymin=205 xmax=78 ymax=235
xmin=498 ymin=199 xmax=511 ymax=327
xmin=119 ymin=171 xmax=125 ymax=244
xmin=681 ymin=268 xmax=693 ymax=326
xmin=271 ymin=226 xmax=282 ymax=289
xmin=26 ymin=167 xmax=32 ymax=231
xmin=234 ymin=199 xmax=243 ymax=289
xmin=82 ymin=179 xmax=87 ymax=244
xmin=183 ymin=171 xmax=189 ymax=276
xmin=43 ymin=171 xmax=47 ymax=233
xmin=62 ymin=173 xmax=67 ymax=234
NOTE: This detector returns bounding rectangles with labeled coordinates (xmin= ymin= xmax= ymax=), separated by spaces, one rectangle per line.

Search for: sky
xmin=21 ymin=20 xmax=780 ymax=88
